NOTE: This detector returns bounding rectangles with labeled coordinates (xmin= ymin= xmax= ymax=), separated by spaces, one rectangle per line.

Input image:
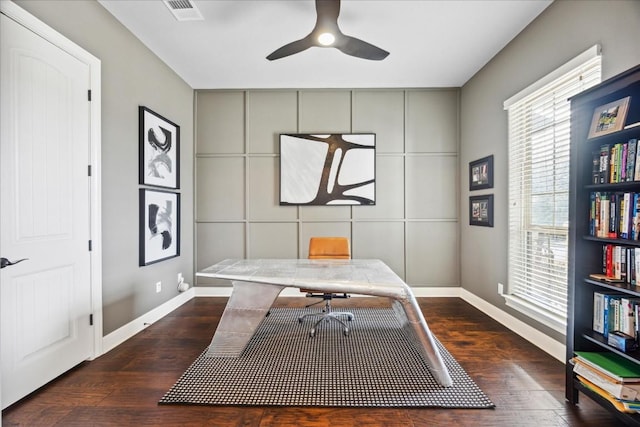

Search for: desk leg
xmin=393 ymin=299 xmax=453 ymax=387
xmin=205 ymin=281 xmax=284 ymax=357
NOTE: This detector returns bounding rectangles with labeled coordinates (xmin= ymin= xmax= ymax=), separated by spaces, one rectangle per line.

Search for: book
xmin=622 ymin=192 xmax=633 ymax=239
xmin=573 ymin=359 xmax=640 ymax=400
xmin=601 ymin=293 xmax=623 ymax=338
xmin=621 ymin=297 xmax=640 ymax=337
xmin=576 ymin=375 xmax=637 ymax=413
xmin=629 ymin=139 xmax=637 ymax=182
xmin=594 ymin=291 xmax=606 ymax=334
xmin=606 ymin=244 xmax=614 ymax=278
xmin=574 ymin=352 xmax=640 ymax=383
xmin=610 ymin=192 xmax=618 ymax=238
xmin=601 ymin=144 xmax=611 ymax=183
xmin=622 ymin=399 xmax=640 ymax=412
xmin=633 ymin=193 xmax=640 ymax=240
xmin=622 ymin=142 xmax=628 ymax=182
xmin=634 ymin=139 xmax=640 ymax=181
xmin=592 ymin=150 xmax=602 ymax=184
xmin=589 ymin=273 xmax=624 ymax=283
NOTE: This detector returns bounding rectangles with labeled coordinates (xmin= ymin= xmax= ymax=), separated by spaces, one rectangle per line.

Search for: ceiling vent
xmin=163 ymin=0 xmax=204 ymax=21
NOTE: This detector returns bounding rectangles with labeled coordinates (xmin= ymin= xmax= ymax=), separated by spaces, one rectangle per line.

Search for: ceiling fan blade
xmin=267 ymin=36 xmax=314 ymax=61
xmin=335 ymin=34 xmax=389 ymax=61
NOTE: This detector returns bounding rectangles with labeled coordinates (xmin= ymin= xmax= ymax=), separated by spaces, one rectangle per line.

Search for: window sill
xmin=502 ymin=293 xmax=567 ymax=335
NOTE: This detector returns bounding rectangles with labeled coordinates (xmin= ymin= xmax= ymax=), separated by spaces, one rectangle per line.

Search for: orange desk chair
xmin=298 ymin=237 xmax=355 ymax=337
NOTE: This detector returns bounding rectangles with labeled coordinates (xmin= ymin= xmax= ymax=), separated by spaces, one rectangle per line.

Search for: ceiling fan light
xmin=318 ymin=32 xmax=335 ymax=46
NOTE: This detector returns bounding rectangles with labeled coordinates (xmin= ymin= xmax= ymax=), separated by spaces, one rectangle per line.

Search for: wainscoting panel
xmin=195 ymin=89 xmax=460 ymax=287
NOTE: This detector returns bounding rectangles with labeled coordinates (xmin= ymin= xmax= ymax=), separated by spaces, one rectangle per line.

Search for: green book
xmin=575 ymin=351 xmax=640 ymax=382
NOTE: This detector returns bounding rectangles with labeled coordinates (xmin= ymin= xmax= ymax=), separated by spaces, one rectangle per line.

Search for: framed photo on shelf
xmin=469 ymin=155 xmax=494 ymax=190
xmin=469 ymin=194 xmax=494 ymax=227
xmin=139 ymin=189 xmax=180 ymax=266
xmin=587 ymin=96 xmax=631 ymax=139
xmin=139 ymin=106 xmax=180 ymax=189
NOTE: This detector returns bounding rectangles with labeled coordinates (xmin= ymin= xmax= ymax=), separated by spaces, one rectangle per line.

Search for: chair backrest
xmin=308 ymin=237 xmax=351 ymax=260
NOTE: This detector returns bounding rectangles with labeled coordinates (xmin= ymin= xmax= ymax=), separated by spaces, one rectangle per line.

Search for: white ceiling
xmin=98 ymin=0 xmax=552 ymax=89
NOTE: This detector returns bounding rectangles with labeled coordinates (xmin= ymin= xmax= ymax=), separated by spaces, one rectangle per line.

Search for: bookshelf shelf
xmin=582 ymin=330 xmax=640 ymax=360
xmin=583 ymin=278 xmax=640 ymax=296
xmin=568 ymin=64 xmax=640 ymax=425
xmin=574 ymin=380 xmax=640 ymax=427
xmin=583 ymin=235 xmax=640 ymax=247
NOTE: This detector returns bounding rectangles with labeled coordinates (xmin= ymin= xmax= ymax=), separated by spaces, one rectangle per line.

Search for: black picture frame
xmin=469 ymin=194 xmax=494 ymax=227
xmin=139 ymin=189 xmax=180 ymax=266
xmin=469 ymin=155 xmax=494 ymax=191
xmin=139 ymin=106 xmax=180 ymax=189
xmin=279 ymin=133 xmax=376 ymax=205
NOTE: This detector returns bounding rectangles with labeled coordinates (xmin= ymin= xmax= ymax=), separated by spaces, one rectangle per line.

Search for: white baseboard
xmin=103 ymin=285 xmax=565 ymax=363
xmin=457 ymin=288 xmax=566 ymax=362
xmin=101 ymin=287 xmax=195 ymax=355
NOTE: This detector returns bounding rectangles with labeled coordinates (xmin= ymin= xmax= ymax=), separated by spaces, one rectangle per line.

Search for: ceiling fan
xmin=267 ymin=0 xmax=389 ymax=61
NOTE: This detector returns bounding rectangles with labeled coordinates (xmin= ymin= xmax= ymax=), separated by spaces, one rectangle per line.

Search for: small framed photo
xmin=140 ymin=189 xmax=180 ymax=266
xmin=469 ymin=155 xmax=494 ymax=190
xmin=139 ymin=106 xmax=180 ymax=189
xmin=469 ymin=194 xmax=494 ymax=227
xmin=588 ymin=96 xmax=631 ymax=139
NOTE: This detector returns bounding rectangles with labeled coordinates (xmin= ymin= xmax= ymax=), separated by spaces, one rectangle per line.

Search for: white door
xmin=1 ymin=13 xmax=93 ymax=408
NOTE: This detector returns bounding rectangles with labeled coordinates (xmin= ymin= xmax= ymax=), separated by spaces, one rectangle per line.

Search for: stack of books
xmin=573 ymin=351 xmax=640 ymax=413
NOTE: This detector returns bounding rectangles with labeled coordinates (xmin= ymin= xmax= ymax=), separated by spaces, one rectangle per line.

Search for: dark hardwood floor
xmin=1 ymin=296 xmax=624 ymax=426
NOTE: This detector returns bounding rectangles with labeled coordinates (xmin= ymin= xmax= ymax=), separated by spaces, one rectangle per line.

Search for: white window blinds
xmin=504 ymin=47 xmax=601 ymax=330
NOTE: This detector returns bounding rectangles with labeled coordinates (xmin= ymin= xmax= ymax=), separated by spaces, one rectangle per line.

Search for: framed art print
xmin=587 ymin=96 xmax=631 ymax=139
xmin=139 ymin=189 xmax=180 ymax=266
xmin=139 ymin=106 xmax=180 ymax=189
xmin=279 ymin=133 xmax=376 ymax=205
xmin=469 ymin=155 xmax=494 ymax=191
xmin=469 ymin=194 xmax=494 ymax=227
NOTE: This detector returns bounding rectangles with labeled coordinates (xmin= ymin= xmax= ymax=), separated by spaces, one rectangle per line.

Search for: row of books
xmin=589 ymin=191 xmax=640 ymax=240
xmin=572 ymin=351 xmax=640 ymax=413
xmin=592 ymin=139 xmax=639 ymax=184
xmin=592 ymin=291 xmax=640 ymax=346
xmin=591 ymin=245 xmax=640 ymax=285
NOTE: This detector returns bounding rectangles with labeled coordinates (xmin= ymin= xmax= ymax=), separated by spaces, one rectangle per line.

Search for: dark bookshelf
xmin=567 ymin=63 xmax=640 ymax=425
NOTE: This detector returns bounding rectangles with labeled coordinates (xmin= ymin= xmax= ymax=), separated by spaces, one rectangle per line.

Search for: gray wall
xmin=195 ymin=89 xmax=460 ymax=286
xmin=14 ymin=0 xmax=195 ymax=335
xmin=460 ymin=0 xmax=640 ymax=342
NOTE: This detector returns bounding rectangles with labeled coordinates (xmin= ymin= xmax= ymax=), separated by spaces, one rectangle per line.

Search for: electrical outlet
xmin=497 ymin=282 xmax=504 ymax=295
xmin=155 ymin=281 xmax=162 ymax=293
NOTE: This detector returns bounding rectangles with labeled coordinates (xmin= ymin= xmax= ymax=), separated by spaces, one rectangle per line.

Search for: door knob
xmin=0 ymin=257 xmax=28 ymax=269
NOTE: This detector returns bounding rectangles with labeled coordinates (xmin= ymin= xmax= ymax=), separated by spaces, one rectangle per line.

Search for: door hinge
xmin=90 ymin=314 xmax=93 ymax=326
xmin=88 ymin=165 xmax=92 ymax=176
xmin=88 ymin=240 xmax=92 ymax=251
xmin=88 ymin=90 xmax=91 ymax=101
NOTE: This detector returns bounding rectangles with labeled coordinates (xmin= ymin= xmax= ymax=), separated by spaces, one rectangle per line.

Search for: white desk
xmin=197 ymin=258 xmax=452 ymax=387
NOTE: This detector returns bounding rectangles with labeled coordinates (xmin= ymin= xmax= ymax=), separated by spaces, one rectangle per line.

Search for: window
xmin=504 ymin=46 xmax=601 ymax=333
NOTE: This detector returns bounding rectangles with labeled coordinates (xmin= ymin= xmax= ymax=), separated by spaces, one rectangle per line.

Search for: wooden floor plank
xmin=1 ymin=296 xmax=622 ymax=426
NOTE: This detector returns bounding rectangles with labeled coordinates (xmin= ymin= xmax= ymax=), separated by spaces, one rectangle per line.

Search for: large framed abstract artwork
xmin=139 ymin=189 xmax=180 ymax=266
xmin=139 ymin=106 xmax=180 ymax=189
xmin=279 ymin=133 xmax=376 ymax=205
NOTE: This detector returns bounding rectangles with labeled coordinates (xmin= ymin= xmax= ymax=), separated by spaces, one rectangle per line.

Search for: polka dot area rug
xmin=159 ymin=307 xmax=495 ymax=408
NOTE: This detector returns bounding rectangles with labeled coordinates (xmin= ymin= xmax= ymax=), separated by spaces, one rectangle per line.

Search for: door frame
xmin=0 ymin=0 xmax=103 ymax=406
